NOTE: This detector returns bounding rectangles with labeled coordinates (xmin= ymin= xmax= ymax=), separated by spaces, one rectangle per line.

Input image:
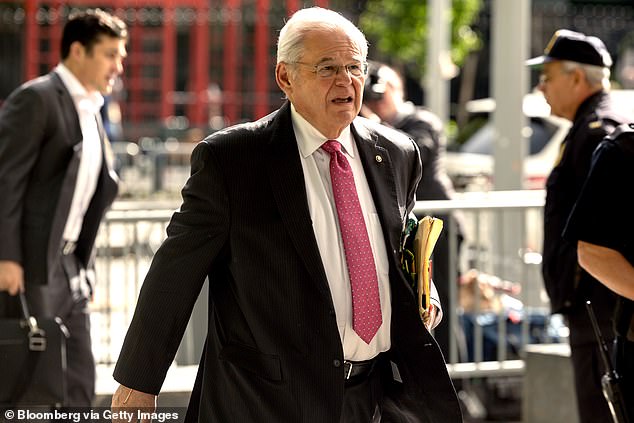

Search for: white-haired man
xmin=111 ymin=7 xmax=461 ymax=423
xmin=528 ymin=29 xmax=633 ymax=423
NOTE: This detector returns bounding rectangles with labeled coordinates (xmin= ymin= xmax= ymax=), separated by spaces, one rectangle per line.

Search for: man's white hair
xmin=276 ymin=7 xmax=368 ymax=65
xmin=561 ymin=60 xmax=611 ymax=90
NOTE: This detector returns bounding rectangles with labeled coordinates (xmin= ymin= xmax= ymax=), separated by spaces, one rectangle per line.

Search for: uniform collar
xmin=573 ymin=90 xmax=607 ymax=124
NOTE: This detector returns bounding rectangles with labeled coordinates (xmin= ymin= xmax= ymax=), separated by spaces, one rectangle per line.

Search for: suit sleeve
xmin=407 ymin=138 xmax=423 ymax=213
xmin=429 ymin=279 xmax=443 ymax=327
xmin=0 ymin=87 xmax=47 ymax=262
xmin=405 ymin=120 xmax=439 ymax=169
xmin=113 ymin=141 xmax=230 ymax=394
xmin=406 ymin=137 xmax=445 ymax=322
xmin=564 ymin=140 xmax=630 ymax=252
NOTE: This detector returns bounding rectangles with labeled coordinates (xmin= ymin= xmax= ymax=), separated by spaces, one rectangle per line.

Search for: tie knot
xmin=321 ymin=140 xmax=341 ymax=154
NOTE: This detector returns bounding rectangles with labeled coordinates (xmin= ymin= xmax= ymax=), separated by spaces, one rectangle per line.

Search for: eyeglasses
xmin=292 ymin=61 xmax=368 ymax=78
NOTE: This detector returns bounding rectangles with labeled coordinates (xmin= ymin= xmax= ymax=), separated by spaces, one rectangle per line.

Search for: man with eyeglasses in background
xmin=527 ymin=29 xmax=633 ymax=423
xmin=111 ymin=6 xmax=461 ymax=423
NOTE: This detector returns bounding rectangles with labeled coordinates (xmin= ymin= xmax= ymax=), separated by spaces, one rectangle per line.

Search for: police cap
xmin=526 ymin=29 xmax=612 ymax=68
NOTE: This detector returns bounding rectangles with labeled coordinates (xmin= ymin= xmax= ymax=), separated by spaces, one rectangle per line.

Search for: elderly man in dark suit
xmin=0 ymin=9 xmax=126 ymax=406
xmin=111 ymin=7 xmax=461 ymax=422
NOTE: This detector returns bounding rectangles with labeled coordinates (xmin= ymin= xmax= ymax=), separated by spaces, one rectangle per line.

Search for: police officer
xmin=361 ymin=61 xmax=463 ymax=359
xmin=527 ymin=30 xmax=633 ymax=422
xmin=564 ymin=124 xmax=634 ymax=422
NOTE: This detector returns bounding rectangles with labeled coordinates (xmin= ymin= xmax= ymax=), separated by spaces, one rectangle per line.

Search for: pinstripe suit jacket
xmin=114 ymin=101 xmax=462 ymax=422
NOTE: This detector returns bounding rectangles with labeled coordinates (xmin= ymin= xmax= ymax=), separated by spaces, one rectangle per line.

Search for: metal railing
xmin=91 ymin=191 xmax=565 ymax=383
xmin=413 ymin=190 xmax=564 ymax=380
xmin=112 ymin=141 xmax=196 ymax=198
xmin=91 ymin=202 xmax=178 ymax=364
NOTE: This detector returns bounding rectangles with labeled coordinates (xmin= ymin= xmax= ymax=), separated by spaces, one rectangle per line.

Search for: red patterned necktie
xmin=321 ymin=140 xmax=382 ymax=344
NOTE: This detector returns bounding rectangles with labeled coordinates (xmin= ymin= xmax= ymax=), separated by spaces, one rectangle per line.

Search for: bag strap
xmin=10 ymin=292 xmax=47 ymax=404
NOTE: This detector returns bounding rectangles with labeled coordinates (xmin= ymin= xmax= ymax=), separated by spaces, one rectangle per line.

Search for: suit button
xmin=329 ymin=309 xmax=336 ymax=316
xmin=333 ymin=359 xmax=342 ymax=367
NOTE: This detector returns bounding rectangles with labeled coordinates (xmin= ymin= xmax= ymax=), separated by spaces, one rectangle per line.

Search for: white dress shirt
xmin=290 ymin=105 xmax=391 ymax=361
xmin=55 ymin=63 xmax=104 ymax=242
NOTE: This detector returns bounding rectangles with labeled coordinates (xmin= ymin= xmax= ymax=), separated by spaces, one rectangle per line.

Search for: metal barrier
xmin=413 ymin=190 xmax=565 ymax=381
xmin=112 ymin=140 xmax=196 ymax=198
xmin=91 ymin=191 xmax=566 ymax=382
xmin=91 ymin=203 xmax=177 ymax=364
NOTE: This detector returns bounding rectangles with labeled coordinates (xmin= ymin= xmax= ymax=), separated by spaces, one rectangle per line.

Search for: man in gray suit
xmin=0 ymin=9 xmax=126 ymax=406
xmin=112 ymin=7 xmax=461 ymax=422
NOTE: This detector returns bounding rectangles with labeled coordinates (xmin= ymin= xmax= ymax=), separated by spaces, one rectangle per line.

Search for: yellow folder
xmin=412 ymin=216 xmax=444 ymax=320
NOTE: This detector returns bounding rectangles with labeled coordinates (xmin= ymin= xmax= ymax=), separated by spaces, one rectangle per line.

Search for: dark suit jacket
xmin=114 ymin=101 xmax=462 ymax=422
xmin=0 ymin=71 xmax=118 ymax=292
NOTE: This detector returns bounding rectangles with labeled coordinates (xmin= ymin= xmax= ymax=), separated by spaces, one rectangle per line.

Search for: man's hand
xmin=111 ymin=384 xmax=157 ymax=423
xmin=0 ymin=260 xmax=24 ymax=295
xmin=423 ymin=304 xmax=439 ymax=331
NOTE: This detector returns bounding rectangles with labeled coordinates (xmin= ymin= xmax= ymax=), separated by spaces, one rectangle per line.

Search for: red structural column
xmin=223 ymin=0 xmax=241 ymax=124
xmin=187 ymin=0 xmax=209 ymax=126
xmin=162 ymin=2 xmax=176 ymax=121
xmin=129 ymin=23 xmax=144 ymax=123
xmin=254 ymin=0 xmax=269 ymax=119
xmin=24 ymin=0 xmax=39 ymax=81
xmin=286 ymin=0 xmax=299 ymax=15
xmin=287 ymin=1 xmax=329 ymax=15
xmin=48 ymin=1 xmax=64 ymax=69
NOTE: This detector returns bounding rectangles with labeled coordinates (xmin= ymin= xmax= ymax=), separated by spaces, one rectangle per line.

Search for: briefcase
xmin=0 ymin=293 xmax=69 ymax=407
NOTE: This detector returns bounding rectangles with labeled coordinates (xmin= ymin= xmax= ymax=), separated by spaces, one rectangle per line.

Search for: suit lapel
xmin=51 ymin=72 xmax=83 ymax=146
xmin=46 ymin=72 xmax=84 ymax=269
xmin=265 ymin=107 xmax=406 ymax=302
xmin=265 ymin=102 xmax=333 ymax=302
xmin=352 ymin=122 xmax=403 ymax=253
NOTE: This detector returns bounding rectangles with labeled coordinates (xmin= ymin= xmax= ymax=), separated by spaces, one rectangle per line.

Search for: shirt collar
xmin=55 ymin=63 xmax=104 ymax=113
xmin=290 ymin=103 xmax=355 ymax=158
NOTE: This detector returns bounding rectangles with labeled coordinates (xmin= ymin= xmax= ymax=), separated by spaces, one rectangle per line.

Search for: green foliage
xmin=359 ymin=0 xmax=483 ymax=78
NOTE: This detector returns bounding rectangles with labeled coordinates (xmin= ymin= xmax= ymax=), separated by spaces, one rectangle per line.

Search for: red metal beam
xmin=128 ymin=24 xmax=144 ymax=122
xmin=224 ymin=0 xmax=241 ymax=124
xmin=49 ymin=1 xmax=64 ymax=70
xmin=24 ymin=0 xmax=39 ymax=81
xmin=161 ymin=2 xmax=176 ymax=121
xmin=286 ymin=0 xmax=299 ymax=16
xmin=187 ymin=0 xmax=209 ymax=126
xmin=42 ymin=0 xmax=200 ymax=5
xmin=254 ymin=0 xmax=269 ymax=119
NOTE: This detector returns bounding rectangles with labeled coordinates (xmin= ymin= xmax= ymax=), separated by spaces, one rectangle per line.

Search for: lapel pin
xmin=375 ymin=155 xmax=383 ymax=163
